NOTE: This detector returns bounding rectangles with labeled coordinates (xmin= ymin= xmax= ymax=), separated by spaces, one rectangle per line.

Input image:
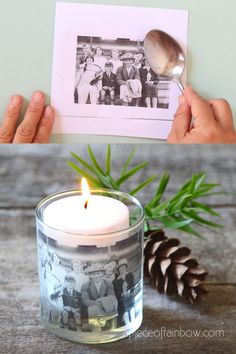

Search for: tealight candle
xmin=43 ymin=179 xmax=129 ymax=234
xmin=36 ymin=181 xmax=144 ymax=344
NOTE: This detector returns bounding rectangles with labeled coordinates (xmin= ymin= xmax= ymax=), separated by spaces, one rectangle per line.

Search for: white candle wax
xmin=43 ymin=195 xmax=129 ymax=235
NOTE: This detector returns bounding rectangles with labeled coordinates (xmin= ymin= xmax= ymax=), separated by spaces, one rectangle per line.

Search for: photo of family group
xmin=51 ymin=3 xmax=188 ymax=137
xmin=74 ymin=36 xmax=171 ymax=109
xmin=38 ymin=230 xmax=143 ymax=333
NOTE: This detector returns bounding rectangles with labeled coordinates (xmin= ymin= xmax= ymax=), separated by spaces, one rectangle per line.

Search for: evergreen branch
xmin=68 ymin=146 xmax=224 ymax=238
xmin=67 ymin=161 xmax=101 ymax=187
xmin=147 ymin=172 xmax=170 ymax=208
xmin=69 ymin=146 xmax=152 ymax=197
xmin=117 ymin=161 xmax=149 ymax=186
xmin=87 ymin=145 xmax=105 ymax=175
xmin=121 ymin=148 xmax=137 ymax=176
xmin=106 ymin=145 xmax=111 ymax=174
xmin=70 ymin=152 xmax=97 ymax=174
xmin=130 ymin=175 xmax=157 ymax=196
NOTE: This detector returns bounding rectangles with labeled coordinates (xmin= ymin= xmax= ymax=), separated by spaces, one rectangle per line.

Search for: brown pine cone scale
xmin=144 ymin=230 xmax=208 ymax=303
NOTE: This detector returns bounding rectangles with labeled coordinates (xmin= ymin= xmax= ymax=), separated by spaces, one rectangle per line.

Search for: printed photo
xmin=38 ymin=230 xmax=143 ymax=333
xmin=51 ymin=3 xmax=188 ymax=138
xmin=74 ymin=37 xmax=170 ymax=109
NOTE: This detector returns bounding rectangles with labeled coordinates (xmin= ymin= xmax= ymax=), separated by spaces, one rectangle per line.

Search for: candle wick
xmin=84 ymin=200 xmax=88 ymax=210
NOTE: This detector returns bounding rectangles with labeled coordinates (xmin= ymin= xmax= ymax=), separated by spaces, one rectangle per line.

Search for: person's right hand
xmin=0 ymin=91 xmax=55 ymax=144
xmin=167 ymin=86 xmax=236 ymax=144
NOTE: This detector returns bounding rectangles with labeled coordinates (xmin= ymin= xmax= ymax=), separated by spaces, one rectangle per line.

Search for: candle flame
xmin=81 ymin=178 xmax=90 ymax=209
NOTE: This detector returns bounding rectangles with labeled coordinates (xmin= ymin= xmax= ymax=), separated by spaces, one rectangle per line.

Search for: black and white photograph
xmin=74 ymin=37 xmax=171 ymax=109
xmin=38 ymin=229 xmax=143 ymax=333
xmin=51 ymin=3 xmax=188 ymax=138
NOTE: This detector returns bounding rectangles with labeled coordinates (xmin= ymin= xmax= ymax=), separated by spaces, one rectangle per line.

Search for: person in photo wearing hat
xmin=100 ymin=62 xmax=117 ymax=105
xmin=75 ymin=54 xmax=103 ymax=105
xmin=60 ymin=275 xmax=81 ymax=331
xmin=116 ymin=52 xmax=142 ymax=106
xmin=81 ymin=263 xmax=118 ymax=319
xmin=112 ymin=258 xmax=135 ymax=327
xmin=133 ymin=51 xmax=145 ymax=70
xmin=117 ymin=52 xmax=142 ymax=107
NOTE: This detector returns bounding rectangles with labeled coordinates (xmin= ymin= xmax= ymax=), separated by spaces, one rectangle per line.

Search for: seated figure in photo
xmin=100 ymin=62 xmax=117 ymax=105
xmin=112 ymin=258 xmax=135 ymax=327
xmin=140 ymin=58 xmax=159 ymax=108
xmin=81 ymin=263 xmax=118 ymax=324
xmin=60 ymin=275 xmax=81 ymax=331
xmin=116 ymin=52 xmax=142 ymax=106
xmin=75 ymin=54 xmax=103 ymax=105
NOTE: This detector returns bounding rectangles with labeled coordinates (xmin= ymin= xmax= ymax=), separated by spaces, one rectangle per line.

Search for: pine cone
xmin=144 ymin=230 xmax=208 ymax=303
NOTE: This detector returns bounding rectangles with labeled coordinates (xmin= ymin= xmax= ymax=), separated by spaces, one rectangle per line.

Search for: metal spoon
xmin=144 ymin=29 xmax=186 ymax=93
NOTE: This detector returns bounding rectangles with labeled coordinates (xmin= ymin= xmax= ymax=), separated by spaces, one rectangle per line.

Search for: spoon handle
xmin=175 ymin=78 xmax=185 ymax=94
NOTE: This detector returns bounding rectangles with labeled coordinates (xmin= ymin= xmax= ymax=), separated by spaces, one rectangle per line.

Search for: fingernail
xmin=10 ymin=95 xmax=22 ymax=107
xmin=178 ymin=95 xmax=186 ymax=105
xmin=44 ymin=106 xmax=54 ymax=117
xmin=33 ymin=91 xmax=44 ymax=103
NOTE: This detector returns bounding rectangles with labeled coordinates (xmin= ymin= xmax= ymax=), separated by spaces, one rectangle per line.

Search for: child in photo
xmin=100 ymin=62 xmax=117 ymax=105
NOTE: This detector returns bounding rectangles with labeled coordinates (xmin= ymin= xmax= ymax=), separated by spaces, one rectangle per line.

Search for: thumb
xmin=167 ymin=95 xmax=191 ymax=143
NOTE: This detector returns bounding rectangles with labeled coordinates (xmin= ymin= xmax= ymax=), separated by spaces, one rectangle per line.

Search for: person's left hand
xmin=0 ymin=91 xmax=55 ymax=144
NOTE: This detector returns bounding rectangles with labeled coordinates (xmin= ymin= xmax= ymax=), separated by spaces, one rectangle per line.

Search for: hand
xmin=123 ymin=281 xmax=128 ymax=292
xmin=0 ymin=91 xmax=55 ymax=143
xmin=89 ymin=300 xmax=97 ymax=306
xmin=167 ymin=86 xmax=236 ymax=144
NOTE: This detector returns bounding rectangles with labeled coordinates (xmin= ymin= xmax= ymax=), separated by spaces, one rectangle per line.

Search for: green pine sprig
xmin=67 ymin=146 xmax=224 ymax=238
xmin=67 ymin=146 xmax=157 ymax=195
xmin=144 ymin=172 xmax=223 ymax=237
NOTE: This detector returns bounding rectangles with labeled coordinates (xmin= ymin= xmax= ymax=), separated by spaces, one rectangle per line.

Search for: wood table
xmin=0 ymin=145 xmax=235 ymax=353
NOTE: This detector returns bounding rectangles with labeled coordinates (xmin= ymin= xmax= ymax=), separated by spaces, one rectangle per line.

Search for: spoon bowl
xmin=144 ymin=29 xmax=186 ymax=93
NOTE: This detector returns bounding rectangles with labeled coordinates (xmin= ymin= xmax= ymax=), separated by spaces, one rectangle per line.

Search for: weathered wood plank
xmin=0 ymin=280 xmax=235 ymax=354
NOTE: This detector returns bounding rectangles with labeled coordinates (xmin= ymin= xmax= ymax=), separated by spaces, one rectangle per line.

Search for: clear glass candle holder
xmin=35 ymin=189 xmax=144 ymax=344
